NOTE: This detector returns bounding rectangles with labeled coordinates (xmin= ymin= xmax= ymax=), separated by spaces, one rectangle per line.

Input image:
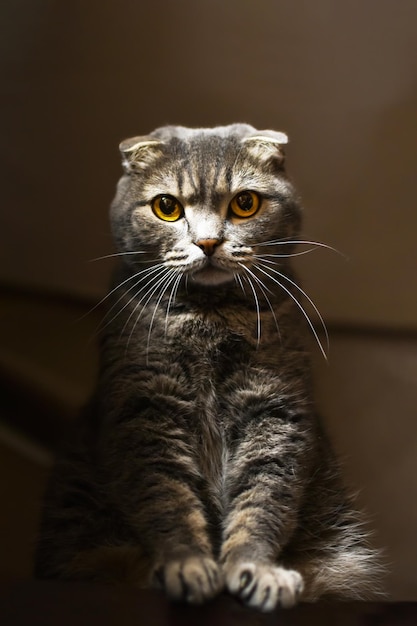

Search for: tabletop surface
xmin=1 ymin=581 xmax=416 ymax=626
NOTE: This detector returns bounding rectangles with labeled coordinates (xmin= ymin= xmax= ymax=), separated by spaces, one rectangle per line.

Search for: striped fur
xmin=35 ymin=125 xmax=383 ymax=610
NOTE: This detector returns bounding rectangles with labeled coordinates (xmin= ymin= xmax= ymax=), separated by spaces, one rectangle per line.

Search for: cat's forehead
xmin=157 ymin=126 xmax=250 ymax=169
xmin=141 ymin=155 xmax=234 ymax=203
xmin=142 ymin=148 xmax=267 ymax=203
xmin=140 ymin=125 xmax=286 ymax=200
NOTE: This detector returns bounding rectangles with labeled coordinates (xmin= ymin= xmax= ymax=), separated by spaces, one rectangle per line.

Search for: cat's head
xmin=110 ymin=124 xmax=301 ymax=287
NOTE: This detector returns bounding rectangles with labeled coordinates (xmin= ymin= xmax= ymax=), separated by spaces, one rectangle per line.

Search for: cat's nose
xmin=195 ymin=239 xmax=220 ymax=257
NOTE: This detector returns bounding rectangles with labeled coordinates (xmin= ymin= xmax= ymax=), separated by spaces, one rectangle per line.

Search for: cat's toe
xmin=224 ymin=561 xmax=304 ymax=611
xmin=158 ymin=555 xmax=223 ymax=604
xmin=273 ymin=567 xmax=304 ymax=609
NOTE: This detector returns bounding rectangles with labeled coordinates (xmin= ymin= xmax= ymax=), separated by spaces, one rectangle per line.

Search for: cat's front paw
xmin=156 ymin=555 xmax=223 ymax=604
xmin=224 ymin=561 xmax=304 ymax=611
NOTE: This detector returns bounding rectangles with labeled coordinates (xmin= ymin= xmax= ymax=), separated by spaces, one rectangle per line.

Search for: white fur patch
xmin=224 ymin=561 xmax=304 ymax=611
xmin=161 ymin=555 xmax=223 ymax=604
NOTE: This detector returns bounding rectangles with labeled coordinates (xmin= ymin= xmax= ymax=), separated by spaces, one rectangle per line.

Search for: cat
xmin=35 ymin=124 xmax=382 ymax=611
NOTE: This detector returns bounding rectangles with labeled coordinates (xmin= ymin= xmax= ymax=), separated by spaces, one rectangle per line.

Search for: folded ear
xmin=243 ymin=130 xmax=288 ymax=167
xmin=119 ymin=136 xmax=164 ymax=172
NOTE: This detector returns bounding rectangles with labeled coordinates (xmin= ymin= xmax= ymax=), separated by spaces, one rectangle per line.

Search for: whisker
xmin=234 ymin=273 xmax=247 ymax=296
xmin=256 ymin=239 xmax=346 ymax=259
xmin=238 ymin=263 xmax=281 ymax=342
xmin=254 ymin=261 xmax=328 ymax=360
xmin=89 ymin=251 xmax=147 ymax=262
xmin=96 ymin=264 xmax=167 ymax=337
xmin=256 ymin=260 xmax=329 ymax=350
xmin=146 ymin=269 xmax=181 ymax=360
xmin=79 ymin=263 xmax=165 ymax=325
xmin=125 ymin=267 xmax=175 ymax=350
xmin=238 ymin=263 xmax=274 ymax=297
xmin=165 ymin=271 xmax=183 ymax=336
xmin=96 ymin=266 xmax=167 ymax=343
xmin=101 ymin=264 xmax=164 ymax=320
xmin=254 ymin=249 xmax=317 ymax=259
xmin=239 ymin=270 xmax=261 ymax=347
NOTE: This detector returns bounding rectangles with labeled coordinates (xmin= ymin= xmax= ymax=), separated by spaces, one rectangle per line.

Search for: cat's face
xmin=110 ymin=124 xmax=301 ymax=287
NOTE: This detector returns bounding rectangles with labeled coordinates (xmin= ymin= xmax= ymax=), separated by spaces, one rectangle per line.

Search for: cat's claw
xmin=157 ymin=555 xmax=223 ymax=604
xmin=224 ymin=561 xmax=304 ymax=611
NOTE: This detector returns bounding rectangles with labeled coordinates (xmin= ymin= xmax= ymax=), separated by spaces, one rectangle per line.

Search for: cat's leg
xmin=140 ymin=506 xmax=223 ymax=603
xmin=100 ymin=386 xmax=224 ymax=603
xmin=146 ymin=492 xmax=222 ymax=604
xmin=122 ymin=451 xmax=223 ymax=603
xmin=220 ymin=384 xmax=313 ymax=611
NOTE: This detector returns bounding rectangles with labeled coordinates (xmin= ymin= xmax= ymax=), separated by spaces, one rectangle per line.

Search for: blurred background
xmin=0 ymin=0 xmax=416 ymax=600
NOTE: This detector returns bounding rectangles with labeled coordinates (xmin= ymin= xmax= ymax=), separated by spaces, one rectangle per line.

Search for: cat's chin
xmin=191 ymin=267 xmax=235 ymax=287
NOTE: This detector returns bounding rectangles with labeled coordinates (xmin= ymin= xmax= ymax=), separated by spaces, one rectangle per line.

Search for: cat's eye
xmin=152 ymin=195 xmax=184 ymax=222
xmin=229 ymin=191 xmax=261 ymax=218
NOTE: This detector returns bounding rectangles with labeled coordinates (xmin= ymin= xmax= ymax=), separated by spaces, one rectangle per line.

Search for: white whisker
xmin=254 ymin=261 xmax=328 ymax=360
xmin=256 ymin=260 xmax=329 ymax=350
xmin=105 ymin=267 xmax=168 ymax=344
xmin=97 ymin=264 xmax=167 ymax=336
xmin=238 ymin=263 xmax=281 ymax=342
xmin=165 ymin=272 xmax=183 ymax=336
xmin=80 ymin=263 xmax=164 ymax=327
xmin=239 ymin=270 xmax=261 ymax=347
xmin=102 ymin=265 xmax=164 ymax=320
xmin=89 ymin=251 xmax=147 ymax=262
xmin=125 ymin=267 xmax=176 ymax=350
xmin=146 ymin=269 xmax=181 ymax=360
xmin=234 ymin=273 xmax=247 ymax=296
xmin=256 ymin=239 xmax=346 ymax=259
xmin=254 ymin=248 xmax=316 ymax=258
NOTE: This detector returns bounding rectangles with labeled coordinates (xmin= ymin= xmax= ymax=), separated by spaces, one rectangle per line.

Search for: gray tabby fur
xmin=35 ymin=124 xmax=382 ymax=611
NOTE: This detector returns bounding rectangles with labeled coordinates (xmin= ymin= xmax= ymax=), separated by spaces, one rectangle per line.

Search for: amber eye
xmin=152 ymin=195 xmax=184 ymax=222
xmin=229 ymin=191 xmax=261 ymax=218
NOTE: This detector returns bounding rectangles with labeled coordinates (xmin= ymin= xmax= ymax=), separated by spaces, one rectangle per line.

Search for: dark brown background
xmin=0 ymin=0 xmax=416 ymax=603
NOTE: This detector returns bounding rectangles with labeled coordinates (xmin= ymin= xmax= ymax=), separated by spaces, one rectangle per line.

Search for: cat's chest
xmin=163 ymin=313 xmax=242 ymax=498
xmin=166 ymin=311 xmax=251 ymax=380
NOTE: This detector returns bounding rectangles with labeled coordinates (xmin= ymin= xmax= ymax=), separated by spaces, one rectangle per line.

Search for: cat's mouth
xmin=191 ymin=260 xmax=235 ymax=286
